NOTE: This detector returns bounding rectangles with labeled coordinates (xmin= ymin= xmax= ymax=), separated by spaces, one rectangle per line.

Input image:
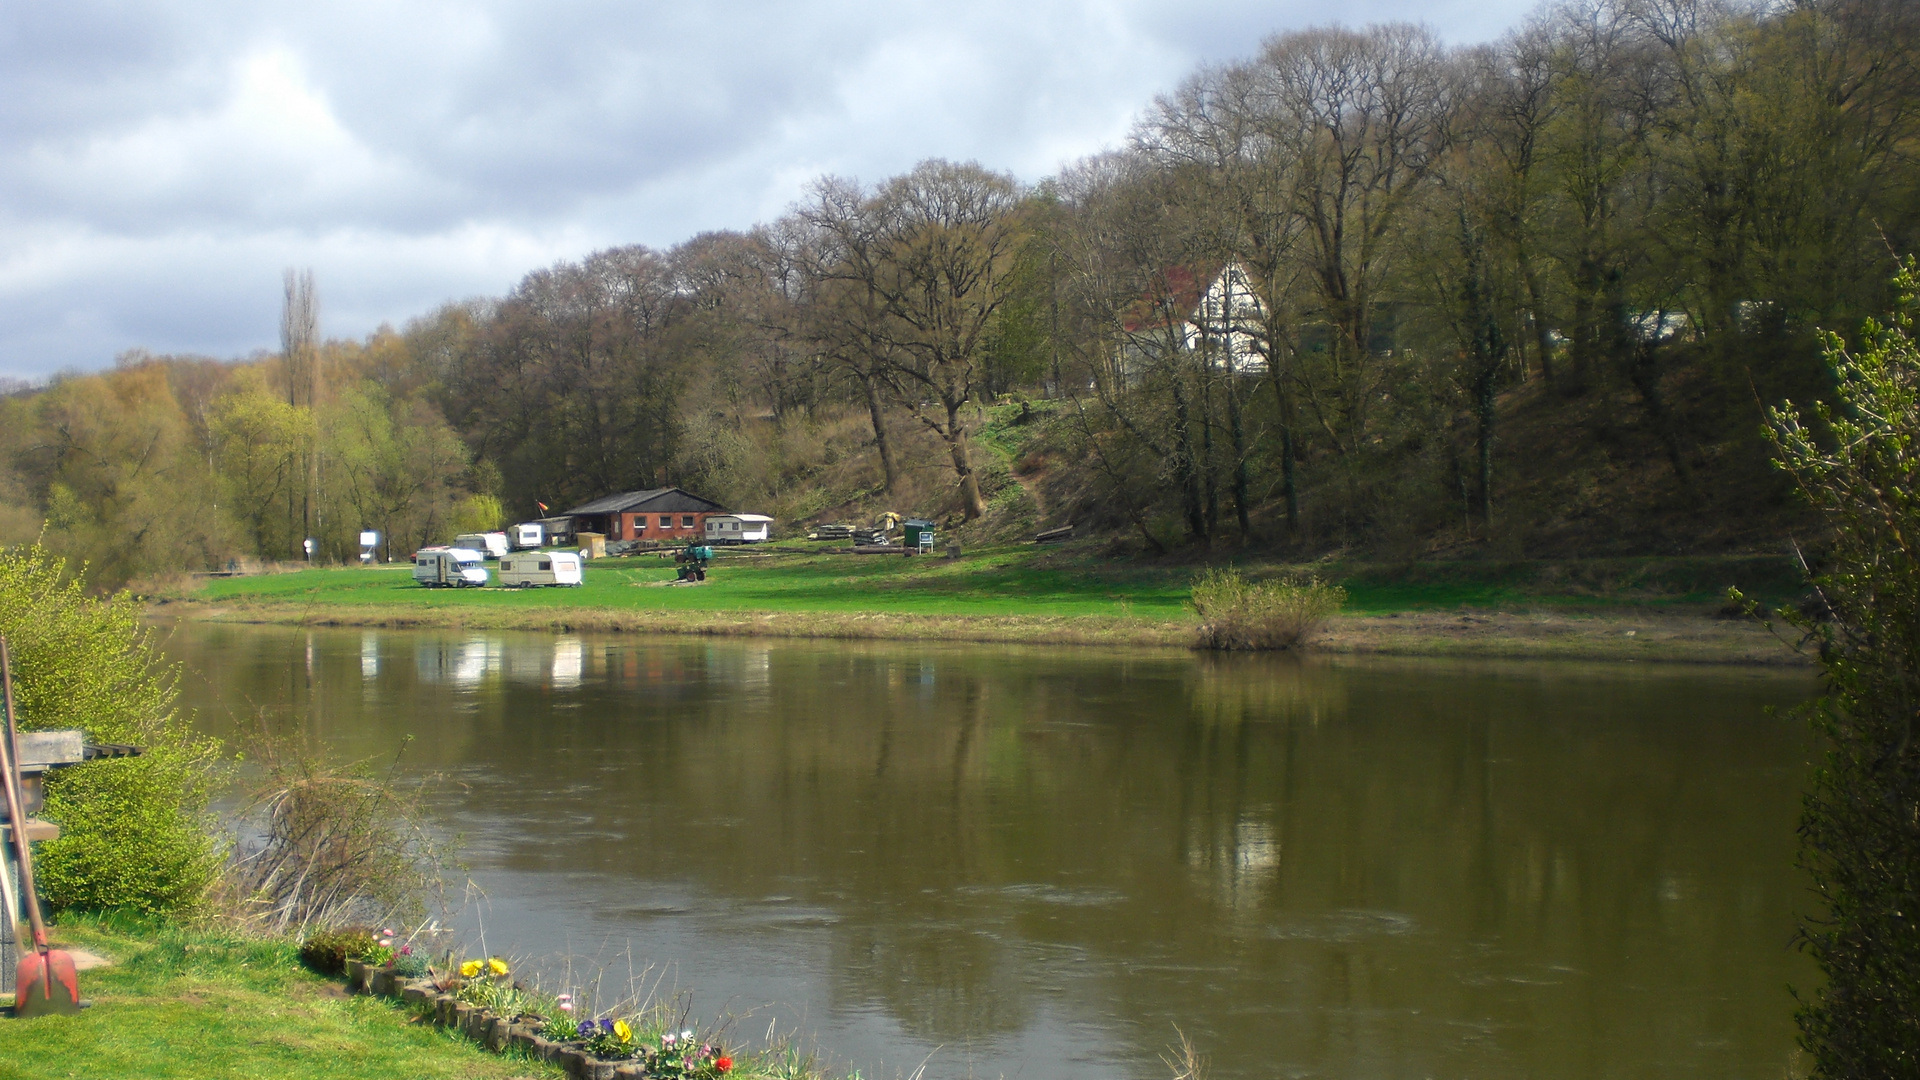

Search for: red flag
xmin=536 ymin=501 xmax=549 ymax=513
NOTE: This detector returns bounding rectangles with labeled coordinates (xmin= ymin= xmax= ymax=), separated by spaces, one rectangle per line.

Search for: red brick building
xmin=558 ymin=488 xmax=726 ymax=543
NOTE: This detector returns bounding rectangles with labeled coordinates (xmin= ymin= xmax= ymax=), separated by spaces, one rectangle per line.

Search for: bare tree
xmin=793 ymin=188 xmax=905 ymax=494
xmin=280 ymin=268 xmax=321 ymax=555
xmin=804 ymin=161 xmax=1026 ymax=518
xmin=1048 ymin=153 xmax=1218 ymax=542
xmin=280 ymin=269 xmax=319 ymax=409
xmin=1250 ymin=24 xmax=1456 ymax=458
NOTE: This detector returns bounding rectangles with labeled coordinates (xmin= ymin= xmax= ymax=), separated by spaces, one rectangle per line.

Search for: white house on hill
xmin=1184 ymin=263 xmax=1268 ymax=376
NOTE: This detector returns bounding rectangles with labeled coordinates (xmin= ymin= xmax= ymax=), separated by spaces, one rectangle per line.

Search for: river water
xmin=160 ymin=621 xmax=1816 ymax=1080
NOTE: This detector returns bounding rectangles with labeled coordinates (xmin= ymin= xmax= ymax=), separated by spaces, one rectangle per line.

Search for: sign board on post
xmin=359 ymin=530 xmax=379 ymax=564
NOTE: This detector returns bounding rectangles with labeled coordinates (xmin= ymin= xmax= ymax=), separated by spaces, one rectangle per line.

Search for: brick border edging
xmin=345 ymin=959 xmax=644 ymax=1080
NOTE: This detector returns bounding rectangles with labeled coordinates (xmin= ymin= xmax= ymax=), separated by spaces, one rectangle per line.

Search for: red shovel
xmin=0 ymin=637 xmax=82 ymax=1017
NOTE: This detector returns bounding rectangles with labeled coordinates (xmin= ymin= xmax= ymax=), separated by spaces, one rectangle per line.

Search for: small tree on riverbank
xmin=0 ymin=544 xmax=226 ymax=914
xmin=1761 ymin=259 xmax=1920 ymax=1076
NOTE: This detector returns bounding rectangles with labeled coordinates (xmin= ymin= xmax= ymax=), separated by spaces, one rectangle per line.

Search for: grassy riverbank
xmin=0 ymin=916 xmax=557 ymax=1080
xmin=148 ymin=543 xmax=1809 ymax=664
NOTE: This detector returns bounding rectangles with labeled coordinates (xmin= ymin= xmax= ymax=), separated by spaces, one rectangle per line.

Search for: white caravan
xmin=704 ymin=514 xmax=774 ymax=544
xmin=509 ymin=522 xmax=545 ymax=550
xmin=498 ymin=551 xmax=584 ymax=588
xmin=453 ymin=532 xmax=511 ymax=559
xmin=413 ymin=547 xmax=489 ymax=587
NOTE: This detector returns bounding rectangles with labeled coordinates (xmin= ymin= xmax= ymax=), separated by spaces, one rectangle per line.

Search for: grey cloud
xmin=0 ymin=0 xmax=1539 ymax=378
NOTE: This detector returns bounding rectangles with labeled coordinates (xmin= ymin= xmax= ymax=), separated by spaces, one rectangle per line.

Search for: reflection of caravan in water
xmin=413 ymin=547 xmax=489 ymax=587
xmin=497 ymin=551 xmax=583 ymax=587
xmin=415 ymin=636 xmax=502 ymax=687
xmin=551 ymin=638 xmax=584 ymax=689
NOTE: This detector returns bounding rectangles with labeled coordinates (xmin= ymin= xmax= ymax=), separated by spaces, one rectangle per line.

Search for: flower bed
xmin=342 ymin=956 xmax=737 ymax=1080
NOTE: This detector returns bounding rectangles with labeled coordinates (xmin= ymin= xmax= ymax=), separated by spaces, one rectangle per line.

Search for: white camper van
xmin=453 ymin=532 xmax=511 ymax=559
xmin=498 ymin=551 xmax=584 ymax=587
xmin=413 ymin=547 xmax=489 ymax=587
xmin=704 ymin=514 xmax=774 ymax=544
xmin=509 ymin=522 xmax=545 ymax=550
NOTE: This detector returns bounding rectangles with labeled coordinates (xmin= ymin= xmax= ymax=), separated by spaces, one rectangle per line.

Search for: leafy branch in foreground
xmin=1757 ymin=257 xmax=1920 ymax=1078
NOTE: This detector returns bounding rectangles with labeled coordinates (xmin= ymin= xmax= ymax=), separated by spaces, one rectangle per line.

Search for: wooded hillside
xmin=3 ymin=0 xmax=1914 ymax=585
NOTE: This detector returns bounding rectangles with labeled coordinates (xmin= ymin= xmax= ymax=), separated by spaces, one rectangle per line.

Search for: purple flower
xmin=577 ymin=1019 xmax=595 ymax=1038
xmin=600 ymin=1018 xmax=615 ymax=1033
xmin=399 ymin=945 xmax=413 ymax=956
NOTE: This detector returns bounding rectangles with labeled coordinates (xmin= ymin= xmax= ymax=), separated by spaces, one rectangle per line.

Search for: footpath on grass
xmin=148 ymin=543 xmax=1810 ymax=665
xmin=0 ymin=917 xmax=560 ymax=1080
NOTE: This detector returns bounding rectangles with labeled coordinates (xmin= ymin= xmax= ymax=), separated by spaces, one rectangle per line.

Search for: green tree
xmin=210 ymin=374 xmax=310 ymax=559
xmin=1761 ymin=259 xmax=1920 ymax=1076
xmin=16 ymin=362 xmax=238 ymax=586
xmin=323 ymin=381 xmax=471 ymax=556
xmin=0 ymin=544 xmax=225 ymax=914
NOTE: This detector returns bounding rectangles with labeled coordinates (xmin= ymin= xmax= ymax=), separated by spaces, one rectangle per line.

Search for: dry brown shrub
xmin=1191 ymin=569 xmax=1346 ymax=651
xmin=215 ymin=720 xmax=449 ymax=934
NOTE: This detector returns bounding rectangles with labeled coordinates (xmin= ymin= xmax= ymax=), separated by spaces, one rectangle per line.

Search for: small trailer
xmin=704 ymin=514 xmax=774 ymax=545
xmin=498 ymin=551 xmax=584 ymax=587
xmin=453 ymin=532 xmax=511 ymax=559
xmin=413 ymin=547 xmax=489 ymax=587
xmin=509 ymin=523 xmax=545 ymax=550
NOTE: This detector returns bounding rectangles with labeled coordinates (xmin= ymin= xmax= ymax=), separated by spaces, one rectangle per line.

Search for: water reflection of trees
xmin=168 ymin=627 xmax=1816 ymax=1078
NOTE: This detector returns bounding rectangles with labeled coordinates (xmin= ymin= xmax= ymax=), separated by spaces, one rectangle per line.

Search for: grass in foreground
xmin=0 ymin=915 xmax=559 ymax=1080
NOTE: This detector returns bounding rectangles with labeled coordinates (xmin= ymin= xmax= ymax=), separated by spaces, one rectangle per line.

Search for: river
xmin=159 ymin=621 xmax=1816 ymax=1080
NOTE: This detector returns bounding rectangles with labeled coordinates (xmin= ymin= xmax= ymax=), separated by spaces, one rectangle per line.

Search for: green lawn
xmin=0 ymin=916 xmax=557 ymax=1080
xmin=195 ymin=544 xmax=1197 ymax=621
xmin=185 ymin=544 xmax=1801 ymax=621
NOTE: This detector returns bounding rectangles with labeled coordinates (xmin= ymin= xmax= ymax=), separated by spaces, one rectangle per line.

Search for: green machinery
xmin=675 ymin=542 xmax=714 ymax=582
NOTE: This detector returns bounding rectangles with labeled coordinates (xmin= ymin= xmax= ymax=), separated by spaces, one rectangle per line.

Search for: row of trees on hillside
xmin=3 ymin=0 xmax=1916 ymax=575
xmin=402 ymin=0 xmax=1916 ymax=548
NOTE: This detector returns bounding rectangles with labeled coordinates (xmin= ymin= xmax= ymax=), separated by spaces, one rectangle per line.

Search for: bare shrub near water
xmin=1160 ymin=1025 xmax=1209 ymax=1080
xmin=218 ymin=722 xmax=448 ymax=934
xmin=1190 ymin=569 xmax=1345 ymax=651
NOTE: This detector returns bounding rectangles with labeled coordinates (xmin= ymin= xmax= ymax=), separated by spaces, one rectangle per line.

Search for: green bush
xmin=1760 ymin=259 xmax=1920 ymax=1077
xmin=0 ymin=544 xmax=226 ymax=915
xmin=389 ymin=950 xmax=429 ymax=978
xmin=296 ymin=926 xmax=378 ymax=976
xmin=1190 ymin=568 xmax=1346 ymax=650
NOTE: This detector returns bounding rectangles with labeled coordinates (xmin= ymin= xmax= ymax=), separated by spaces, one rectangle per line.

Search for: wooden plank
xmin=16 ymin=730 xmax=83 ymax=770
xmin=0 ymin=819 xmax=60 ymax=843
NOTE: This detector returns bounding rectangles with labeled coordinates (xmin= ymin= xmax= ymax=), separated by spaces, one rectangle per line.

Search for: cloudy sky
xmin=0 ymin=0 xmax=1541 ymax=380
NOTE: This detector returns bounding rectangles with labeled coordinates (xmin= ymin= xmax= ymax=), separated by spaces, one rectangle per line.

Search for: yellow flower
xmin=613 ymin=1019 xmax=633 ymax=1042
xmin=487 ymin=957 xmax=510 ymax=977
xmin=458 ymin=960 xmax=482 ymax=978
